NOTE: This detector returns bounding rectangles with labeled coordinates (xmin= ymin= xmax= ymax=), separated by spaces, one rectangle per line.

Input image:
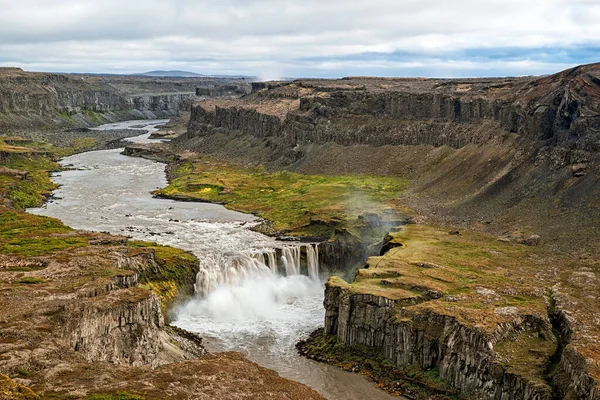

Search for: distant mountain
xmin=133 ymin=70 xmax=207 ymax=78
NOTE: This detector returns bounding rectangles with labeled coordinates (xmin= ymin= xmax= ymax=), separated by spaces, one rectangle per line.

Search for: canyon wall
xmin=0 ymin=68 xmax=252 ymax=131
xmin=323 ymin=278 xmax=599 ymax=400
xmin=187 ymin=63 xmax=600 ymax=154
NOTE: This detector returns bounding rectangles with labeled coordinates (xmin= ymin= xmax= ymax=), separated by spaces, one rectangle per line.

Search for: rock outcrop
xmin=0 ymin=68 xmax=252 ymax=131
xmin=309 ymin=225 xmax=600 ymax=399
xmin=186 ymin=63 xmax=600 ymax=153
xmin=0 ymin=224 xmax=324 ymax=399
xmin=324 ymin=282 xmax=555 ymax=399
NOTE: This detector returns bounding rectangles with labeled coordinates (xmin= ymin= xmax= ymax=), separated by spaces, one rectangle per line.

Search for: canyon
xmin=0 ymin=67 xmax=251 ymax=133
xmin=165 ymin=63 xmax=600 ymax=398
xmin=1 ymin=63 xmax=599 ymax=399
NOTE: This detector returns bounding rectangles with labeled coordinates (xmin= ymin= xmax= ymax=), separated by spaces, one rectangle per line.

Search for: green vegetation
xmin=326 ymin=224 xmax=557 ymax=392
xmin=0 ymin=211 xmax=90 ymax=257
xmin=297 ymin=329 xmax=459 ymax=399
xmin=128 ymin=241 xmax=198 ymax=308
xmin=0 ymin=153 xmax=59 ymax=210
xmin=0 ymin=373 xmax=39 ymax=399
xmin=156 ymin=159 xmax=409 ymax=238
xmin=495 ymin=327 xmax=557 ymax=385
xmin=0 ymin=136 xmax=96 ymax=210
xmin=16 ymin=277 xmax=46 ymax=285
xmin=346 ymin=224 xmax=548 ymax=324
xmin=57 ymin=111 xmax=75 ymax=123
xmin=82 ymin=109 xmax=104 ymax=123
xmin=128 ymin=241 xmax=198 ymax=286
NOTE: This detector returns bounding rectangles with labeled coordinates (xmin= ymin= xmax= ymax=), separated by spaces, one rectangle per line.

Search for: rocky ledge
xmin=299 ymin=225 xmax=600 ymax=399
xmin=0 ymin=214 xmax=324 ymax=399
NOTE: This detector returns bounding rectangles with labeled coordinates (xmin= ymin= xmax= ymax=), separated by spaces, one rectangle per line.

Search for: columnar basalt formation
xmin=315 ymin=226 xmax=600 ymax=399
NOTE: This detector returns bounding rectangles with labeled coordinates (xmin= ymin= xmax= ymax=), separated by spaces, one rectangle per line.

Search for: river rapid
xmin=29 ymin=120 xmax=395 ymax=400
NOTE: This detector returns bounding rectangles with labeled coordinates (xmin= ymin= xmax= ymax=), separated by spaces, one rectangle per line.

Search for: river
xmin=29 ymin=120 xmax=395 ymax=400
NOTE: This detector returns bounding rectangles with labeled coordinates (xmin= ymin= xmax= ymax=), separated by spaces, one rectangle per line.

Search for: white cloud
xmin=0 ymin=0 xmax=597 ymax=76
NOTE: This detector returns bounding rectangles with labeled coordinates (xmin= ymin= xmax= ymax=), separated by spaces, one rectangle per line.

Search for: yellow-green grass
xmin=0 ymin=137 xmax=97 ymax=210
xmin=346 ymin=224 xmax=548 ymax=329
xmin=128 ymin=241 xmax=199 ymax=308
xmin=0 ymin=210 xmax=88 ymax=257
xmin=0 ymin=373 xmax=39 ymax=399
xmin=155 ymin=159 xmax=409 ymax=237
xmin=331 ymin=224 xmax=555 ymax=386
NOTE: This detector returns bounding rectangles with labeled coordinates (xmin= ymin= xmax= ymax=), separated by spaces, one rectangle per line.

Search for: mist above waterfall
xmin=177 ymin=274 xmax=322 ymax=323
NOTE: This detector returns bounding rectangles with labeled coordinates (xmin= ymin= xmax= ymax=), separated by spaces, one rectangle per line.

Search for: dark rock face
xmin=0 ymin=69 xmax=253 ymax=130
xmin=196 ymin=83 xmax=251 ymax=97
xmin=187 ymin=63 xmax=600 ymax=153
xmin=323 ymin=282 xmax=557 ymax=400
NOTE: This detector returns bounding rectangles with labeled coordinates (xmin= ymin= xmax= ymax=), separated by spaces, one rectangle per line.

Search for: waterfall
xmin=306 ymin=244 xmax=320 ymax=280
xmin=265 ymin=249 xmax=278 ymax=274
xmin=194 ymin=244 xmax=321 ymax=298
xmin=281 ymin=246 xmax=301 ymax=276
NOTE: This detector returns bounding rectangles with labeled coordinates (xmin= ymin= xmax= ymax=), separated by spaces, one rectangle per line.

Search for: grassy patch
xmin=1 ymin=153 xmax=59 ymax=210
xmin=0 ymin=233 xmax=88 ymax=257
xmin=156 ymin=159 xmax=409 ymax=238
xmin=495 ymin=327 xmax=557 ymax=385
xmin=0 ymin=211 xmax=90 ymax=257
xmin=328 ymin=224 xmax=556 ymax=392
xmin=127 ymin=240 xmax=198 ymax=286
xmin=57 ymin=111 xmax=75 ymax=123
xmin=82 ymin=109 xmax=104 ymax=124
xmin=16 ymin=277 xmax=46 ymax=285
xmin=128 ymin=241 xmax=198 ymax=308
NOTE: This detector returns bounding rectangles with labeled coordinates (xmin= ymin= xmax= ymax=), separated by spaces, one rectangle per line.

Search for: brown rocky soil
xmin=0 ymin=226 xmax=324 ymax=399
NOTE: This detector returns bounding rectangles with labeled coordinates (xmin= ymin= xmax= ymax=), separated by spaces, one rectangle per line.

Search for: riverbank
xmin=0 ymin=127 xmax=325 ymax=399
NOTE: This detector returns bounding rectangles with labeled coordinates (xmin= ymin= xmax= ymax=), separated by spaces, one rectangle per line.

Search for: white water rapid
xmin=29 ymin=120 xmax=395 ymax=400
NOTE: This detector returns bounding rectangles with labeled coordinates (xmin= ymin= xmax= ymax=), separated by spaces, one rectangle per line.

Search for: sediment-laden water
xmin=29 ymin=120 xmax=394 ymax=400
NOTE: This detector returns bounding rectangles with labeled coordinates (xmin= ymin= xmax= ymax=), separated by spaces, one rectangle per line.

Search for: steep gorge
xmin=175 ymin=63 xmax=600 ymax=399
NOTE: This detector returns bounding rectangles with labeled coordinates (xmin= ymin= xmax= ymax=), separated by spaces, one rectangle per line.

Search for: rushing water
xmin=29 ymin=120 xmax=395 ymax=400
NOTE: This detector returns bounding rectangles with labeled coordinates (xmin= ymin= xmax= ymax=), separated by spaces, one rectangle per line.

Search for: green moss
xmin=155 ymin=158 xmax=409 ymax=239
xmin=127 ymin=241 xmax=198 ymax=286
xmin=57 ymin=111 xmax=75 ymax=123
xmin=0 ymin=212 xmax=72 ymax=238
xmin=82 ymin=109 xmax=104 ymax=123
xmin=1 ymin=154 xmax=60 ymax=210
xmin=494 ymin=327 xmax=557 ymax=385
xmin=0 ymin=210 xmax=90 ymax=257
xmin=16 ymin=277 xmax=46 ymax=285
xmin=1 ymin=236 xmax=88 ymax=257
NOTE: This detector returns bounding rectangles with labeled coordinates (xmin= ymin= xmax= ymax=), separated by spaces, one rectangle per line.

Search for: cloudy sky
xmin=0 ymin=0 xmax=598 ymax=78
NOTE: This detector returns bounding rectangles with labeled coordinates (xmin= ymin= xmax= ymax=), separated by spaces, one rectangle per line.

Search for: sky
xmin=0 ymin=0 xmax=598 ymax=78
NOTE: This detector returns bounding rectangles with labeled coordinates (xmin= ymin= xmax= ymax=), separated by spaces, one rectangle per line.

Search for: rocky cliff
xmin=309 ymin=226 xmax=600 ymax=399
xmin=0 ymin=204 xmax=323 ymax=399
xmin=179 ymin=62 xmax=600 ymax=258
xmin=0 ymin=68 xmax=252 ymax=131
xmin=185 ymin=63 xmax=600 ymax=153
